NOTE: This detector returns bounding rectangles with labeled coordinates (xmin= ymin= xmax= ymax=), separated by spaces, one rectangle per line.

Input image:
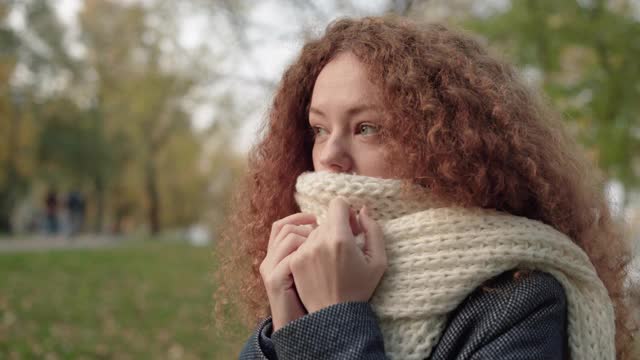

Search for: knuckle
xmin=270 ymin=220 xmax=281 ymax=234
xmin=332 ymin=234 xmax=350 ymax=246
xmin=337 ymin=196 xmax=347 ymax=204
xmin=375 ymin=259 xmax=388 ymax=272
xmin=283 ymin=232 xmax=301 ymax=244
xmin=299 ymin=224 xmax=313 ymax=234
xmin=281 ymin=224 xmax=295 ymax=235
xmin=261 ymin=262 xmax=282 ymax=283
xmin=262 ymin=274 xmax=276 ymax=289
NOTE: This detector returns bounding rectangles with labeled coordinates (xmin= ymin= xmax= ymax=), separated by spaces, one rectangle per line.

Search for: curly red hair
xmin=214 ymin=16 xmax=635 ymax=358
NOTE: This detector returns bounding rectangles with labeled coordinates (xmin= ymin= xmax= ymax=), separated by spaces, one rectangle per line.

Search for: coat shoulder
xmin=430 ymin=269 xmax=568 ymax=359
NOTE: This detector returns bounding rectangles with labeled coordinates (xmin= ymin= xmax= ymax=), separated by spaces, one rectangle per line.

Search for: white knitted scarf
xmin=294 ymin=171 xmax=616 ymax=360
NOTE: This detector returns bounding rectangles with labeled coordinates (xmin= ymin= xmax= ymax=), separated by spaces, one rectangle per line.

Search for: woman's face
xmin=309 ymin=52 xmax=391 ymax=178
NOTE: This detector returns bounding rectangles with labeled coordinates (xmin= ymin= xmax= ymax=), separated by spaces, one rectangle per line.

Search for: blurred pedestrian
xmin=44 ymin=189 xmax=59 ymax=235
xmin=66 ymin=190 xmax=85 ymax=236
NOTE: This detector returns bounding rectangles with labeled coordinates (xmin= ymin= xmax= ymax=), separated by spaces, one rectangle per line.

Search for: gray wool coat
xmin=238 ymin=270 xmax=568 ymax=360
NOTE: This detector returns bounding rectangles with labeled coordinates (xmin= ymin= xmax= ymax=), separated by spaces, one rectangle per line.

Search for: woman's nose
xmin=318 ymin=135 xmax=352 ymax=173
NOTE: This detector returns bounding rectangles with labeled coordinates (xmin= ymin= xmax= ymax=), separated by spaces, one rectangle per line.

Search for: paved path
xmin=0 ymin=235 xmax=124 ymax=252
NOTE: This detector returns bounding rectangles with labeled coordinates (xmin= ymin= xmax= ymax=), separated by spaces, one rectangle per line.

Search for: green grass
xmin=2 ymin=241 xmax=636 ymax=359
xmin=0 ymin=241 xmax=249 ymax=359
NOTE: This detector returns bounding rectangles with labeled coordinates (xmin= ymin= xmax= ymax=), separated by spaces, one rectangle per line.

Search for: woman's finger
xmin=358 ymin=205 xmax=386 ymax=264
xmin=262 ymin=231 xmax=307 ymax=279
xmin=270 ymin=233 xmax=307 ymax=268
xmin=269 ymin=213 xmax=316 ymax=250
xmin=327 ymin=197 xmax=353 ymax=240
xmin=267 ymin=252 xmax=296 ymax=291
xmin=271 ymin=223 xmax=313 ymax=252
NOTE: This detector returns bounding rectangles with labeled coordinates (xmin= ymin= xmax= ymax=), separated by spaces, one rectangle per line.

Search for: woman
xmin=216 ymin=16 xmax=635 ymax=359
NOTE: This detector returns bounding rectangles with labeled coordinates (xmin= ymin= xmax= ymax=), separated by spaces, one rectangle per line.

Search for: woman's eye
xmin=311 ymin=126 xmax=328 ymax=137
xmin=357 ymin=123 xmax=379 ymax=136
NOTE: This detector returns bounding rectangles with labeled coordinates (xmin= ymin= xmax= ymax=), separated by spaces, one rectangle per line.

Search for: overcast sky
xmin=33 ymin=0 xmax=640 ymax=155
xmin=50 ymin=0 xmax=393 ymax=152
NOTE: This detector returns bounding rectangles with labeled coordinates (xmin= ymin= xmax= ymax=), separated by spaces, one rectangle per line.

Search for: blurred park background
xmin=0 ymin=0 xmax=638 ymax=358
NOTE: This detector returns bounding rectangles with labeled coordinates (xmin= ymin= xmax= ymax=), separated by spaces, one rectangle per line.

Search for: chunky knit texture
xmin=294 ymin=171 xmax=616 ymax=360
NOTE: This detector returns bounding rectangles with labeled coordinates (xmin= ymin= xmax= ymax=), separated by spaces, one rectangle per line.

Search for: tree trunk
xmin=0 ymin=104 xmax=21 ymax=233
xmin=93 ymin=175 xmax=105 ymax=233
xmin=145 ymin=157 xmax=160 ymax=235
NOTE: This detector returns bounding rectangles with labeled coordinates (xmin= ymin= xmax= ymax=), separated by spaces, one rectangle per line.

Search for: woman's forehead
xmin=311 ymin=52 xmax=381 ymax=112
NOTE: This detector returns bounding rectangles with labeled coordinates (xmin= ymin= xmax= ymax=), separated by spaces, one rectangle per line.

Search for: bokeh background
xmin=0 ymin=0 xmax=638 ymax=358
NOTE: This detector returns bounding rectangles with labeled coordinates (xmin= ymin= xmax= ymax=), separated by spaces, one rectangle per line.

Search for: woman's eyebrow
xmin=309 ymin=103 xmax=379 ymax=117
xmin=346 ymin=104 xmax=379 ymax=116
xmin=309 ymin=107 xmax=325 ymax=117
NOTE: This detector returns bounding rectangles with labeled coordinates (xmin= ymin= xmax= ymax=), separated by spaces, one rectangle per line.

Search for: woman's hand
xmin=290 ymin=197 xmax=387 ymax=313
xmin=260 ymin=213 xmax=317 ymax=332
